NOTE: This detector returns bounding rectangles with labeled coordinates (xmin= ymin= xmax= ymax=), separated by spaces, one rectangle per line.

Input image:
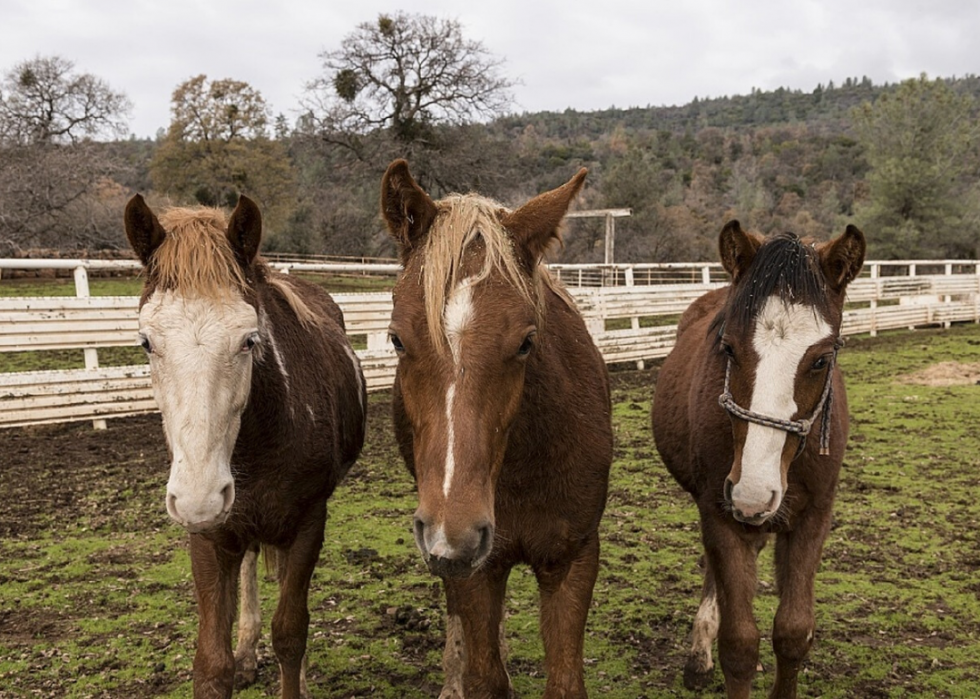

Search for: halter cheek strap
xmin=717 ymin=338 xmax=842 ymax=458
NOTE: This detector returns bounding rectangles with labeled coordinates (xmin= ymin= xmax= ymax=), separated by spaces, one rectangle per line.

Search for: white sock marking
xmin=690 ymin=588 xmax=719 ymax=671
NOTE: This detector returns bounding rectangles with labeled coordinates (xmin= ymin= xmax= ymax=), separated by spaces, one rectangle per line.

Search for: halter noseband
xmin=717 ymin=338 xmax=842 ymax=458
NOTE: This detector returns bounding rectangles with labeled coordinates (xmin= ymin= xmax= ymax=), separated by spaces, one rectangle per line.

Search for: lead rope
xmin=718 ymin=338 xmax=841 ymax=459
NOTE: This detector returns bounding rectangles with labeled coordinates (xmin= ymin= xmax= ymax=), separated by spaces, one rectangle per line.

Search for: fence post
xmin=701 ymin=264 xmax=711 ymax=285
xmin=869 ymin=263 xmax=879 ymax=337
xmin=74 ymin=265 xmax=107 ymax=430
xmin=975 ymin=263 xmax=980 ymax=324
xmin=906 ymin=263 xmax=917 ymax=330
xmin=943 ymin=263 xmax=953 ymax=329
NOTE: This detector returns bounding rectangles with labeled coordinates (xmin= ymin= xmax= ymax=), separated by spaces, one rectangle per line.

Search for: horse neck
xmin=238 ymin=290 xmax=296 ymax=454
xmin=513 ymin=287 xmax=607 ymax=447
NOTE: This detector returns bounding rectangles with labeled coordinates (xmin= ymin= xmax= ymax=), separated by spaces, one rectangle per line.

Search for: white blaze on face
xmin=441 ymin=278 xmax=474 ymax=499
xmin=140 ymin=290 xmax=259 ymax=531
xmin=733 ymin=296 xmax=831 ymax=516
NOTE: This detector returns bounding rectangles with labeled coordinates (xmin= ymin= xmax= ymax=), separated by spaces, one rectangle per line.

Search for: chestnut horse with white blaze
xmin=380 ymin=160 xmax=612 ymax=698
xmin=124 ymin=195 xmax=366 ymax=699
xmin=652 ymin=221 xmax=865 ymax=698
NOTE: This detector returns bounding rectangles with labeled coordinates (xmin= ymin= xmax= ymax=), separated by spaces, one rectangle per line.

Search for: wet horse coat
xmin=124 ymin=196 xmax=366 ymax=698
xmin=381 ymin=160 xmax=613 ymax=698
xmin=652 ymin=221 xmax=865 ymax=698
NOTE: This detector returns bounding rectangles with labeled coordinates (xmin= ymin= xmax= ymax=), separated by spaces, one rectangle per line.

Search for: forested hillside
xmin=3 ymin=36 xmax=979 ymax=263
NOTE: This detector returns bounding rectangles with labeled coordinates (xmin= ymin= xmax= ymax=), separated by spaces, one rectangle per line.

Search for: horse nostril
xmin=767 ymin=490 xmax=779 ymax=512
xmin=475 ymin=523 xmax=494 ymax=561
xmin=413 ymin=515 xmax=426 ymax=550
xmin=220 ymin=482 xmax=235 ymax=513
xmin=166 ymin=492 xmax=179 ymax=521
xmin=724 ymin=478 xmax=734 ymax=505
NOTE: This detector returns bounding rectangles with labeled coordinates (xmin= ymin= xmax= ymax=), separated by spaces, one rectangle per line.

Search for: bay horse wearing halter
xmin=652 ymin=220 xmax=865 ymax=698
xmin=380 ymin=160 xmax=612 ymax=698
xmin=124 ymin=195 xmax=366 ymax=698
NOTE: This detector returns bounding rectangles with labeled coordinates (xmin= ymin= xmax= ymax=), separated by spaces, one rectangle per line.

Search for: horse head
xmin=716 ymin=220 xmax=865 ymax=525
xmin=124 ymin=195 xmax=265 ymax=533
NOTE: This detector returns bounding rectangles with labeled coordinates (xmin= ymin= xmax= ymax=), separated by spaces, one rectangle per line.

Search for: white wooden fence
xmin=1 ymin=258 xmax=978 ymax=429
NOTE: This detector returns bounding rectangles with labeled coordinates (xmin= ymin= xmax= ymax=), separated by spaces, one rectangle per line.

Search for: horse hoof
xmin=683 ymin=660 xmax=715 ymax=691
xmin=234 ymin=659 xmax=258 ymax=689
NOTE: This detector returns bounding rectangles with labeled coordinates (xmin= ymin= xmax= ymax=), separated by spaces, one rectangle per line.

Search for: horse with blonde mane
xmin=124 ymin=195 xmax=366 ymax=698
xmin=380 ymin=159 xmax=612 ymax=698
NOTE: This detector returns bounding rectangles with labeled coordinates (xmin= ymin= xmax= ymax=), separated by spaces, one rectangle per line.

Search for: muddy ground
xmin=2 ymin=325 xmax=980 ymax=697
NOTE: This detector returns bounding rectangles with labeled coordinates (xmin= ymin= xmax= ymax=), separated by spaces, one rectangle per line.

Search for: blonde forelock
xmin=151 ymin=207 xmax=246 ymax=298
xmin=420 ymin=194 xmax=540 ymax=352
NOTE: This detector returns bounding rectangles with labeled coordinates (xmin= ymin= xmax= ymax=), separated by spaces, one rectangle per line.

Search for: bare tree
xmin=304 ymin=12 xmax=514 ymax=150
xmin=0 ymin=55 xmax=132 ymax=252
xmin=0 ymin=143 xmax=131 ymax=253
xmin=0 ymin=55 xmax=131 ymax=145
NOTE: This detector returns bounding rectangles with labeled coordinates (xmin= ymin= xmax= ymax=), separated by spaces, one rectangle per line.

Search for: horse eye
xmin=721 ymin=341 xmax=735 ymax=359
xmin=242 ymin=333 xmax=260 ymax=352
xmin=138 ymin=334 xmax=153 ymax=354
xmin=811 ymin=355 xmax=829 ymax=371
xmin=517 ymin=332 xmax=536 ymax=357
xmin=389 ymin=333 xmax=405 ymax=353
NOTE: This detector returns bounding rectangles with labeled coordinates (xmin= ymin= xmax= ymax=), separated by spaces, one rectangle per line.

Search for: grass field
xmin=1 ymin=322 xmax=979 ymax=697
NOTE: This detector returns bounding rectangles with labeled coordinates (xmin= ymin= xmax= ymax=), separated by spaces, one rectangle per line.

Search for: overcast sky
xmin=4 ymin=0 xmax=979 ymax=139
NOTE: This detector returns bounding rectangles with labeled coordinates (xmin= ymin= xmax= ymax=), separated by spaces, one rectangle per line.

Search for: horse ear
xmin=124 ymin=194 xmax=167 ymax=266
xmin=227 ymin=195 xmax=262 ymax=266
xmin=381 ymin=159 xmax=438 ymax=263
xmin=502 ymin=168 xmax=587 ymax=269
xmin=718 ymin=220 xmax=763 ymax=282
xmin=820 ymin=224 xmax=866 ymax=292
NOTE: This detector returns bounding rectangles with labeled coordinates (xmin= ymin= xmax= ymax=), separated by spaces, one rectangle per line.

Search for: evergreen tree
xmin=852 ymin=74 xmax=980 ymax=258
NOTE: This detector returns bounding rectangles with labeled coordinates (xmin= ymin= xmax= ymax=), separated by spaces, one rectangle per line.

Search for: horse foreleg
xmin=769 ymin=509 xmax=833 ymax=699
xmin=443 ymin=567 xmax=513 ymax=699
xmin=189 ymin=534 xmax=241 ymax=699
xmin=233 ymin=545 xmax=261 ymax=688
xmin=272 ymin=504 xmax=326 ymax=699
xmin=702 ymin=517 xmax=764 ymax=699
xmin=535 ymin=532 xmax=600 ymax=699
xmin=684 ymin=555 xmax=719 ymax=690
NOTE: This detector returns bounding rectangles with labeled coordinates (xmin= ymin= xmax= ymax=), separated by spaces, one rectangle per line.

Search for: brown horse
xmin=380 ymin=160 xmax=612 ymax=698
xmin=124 ymin=195 xmax=366 ymax=698
xmin=652 ymin=221 xmax=865 ymax=698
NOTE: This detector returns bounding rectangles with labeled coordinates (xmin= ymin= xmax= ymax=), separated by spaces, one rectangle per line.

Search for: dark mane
xmin=726 ymin=232 xmax=828 ymax=331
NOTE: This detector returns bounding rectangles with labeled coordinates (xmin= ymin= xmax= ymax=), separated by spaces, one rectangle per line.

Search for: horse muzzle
xmin=725 ymin=477 xmax=781 ymax=526
xmin=166 ymin=478 xmax=235 ymax=533
xmin=413 ymin=514 xmax=494 ymax=579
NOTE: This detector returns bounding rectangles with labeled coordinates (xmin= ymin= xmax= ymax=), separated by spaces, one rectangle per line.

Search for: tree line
xmin=2 ymin=13 xmax=979 ymax=261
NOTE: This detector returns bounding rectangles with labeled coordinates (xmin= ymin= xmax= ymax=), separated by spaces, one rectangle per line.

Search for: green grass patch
xmin=1 ymin=324 xmax=980 ymax=696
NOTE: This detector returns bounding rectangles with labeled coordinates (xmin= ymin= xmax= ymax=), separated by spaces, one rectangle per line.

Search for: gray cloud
xmin=3 ymin=0 xmax=979 ymax=138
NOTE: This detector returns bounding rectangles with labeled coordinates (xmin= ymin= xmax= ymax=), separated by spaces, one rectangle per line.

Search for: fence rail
xmin=2 ymin=258 xmax=978 ymax=428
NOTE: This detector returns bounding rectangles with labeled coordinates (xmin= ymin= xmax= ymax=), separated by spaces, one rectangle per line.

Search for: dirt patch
xmin=898 ymin=361 xmax=980 ymax=386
